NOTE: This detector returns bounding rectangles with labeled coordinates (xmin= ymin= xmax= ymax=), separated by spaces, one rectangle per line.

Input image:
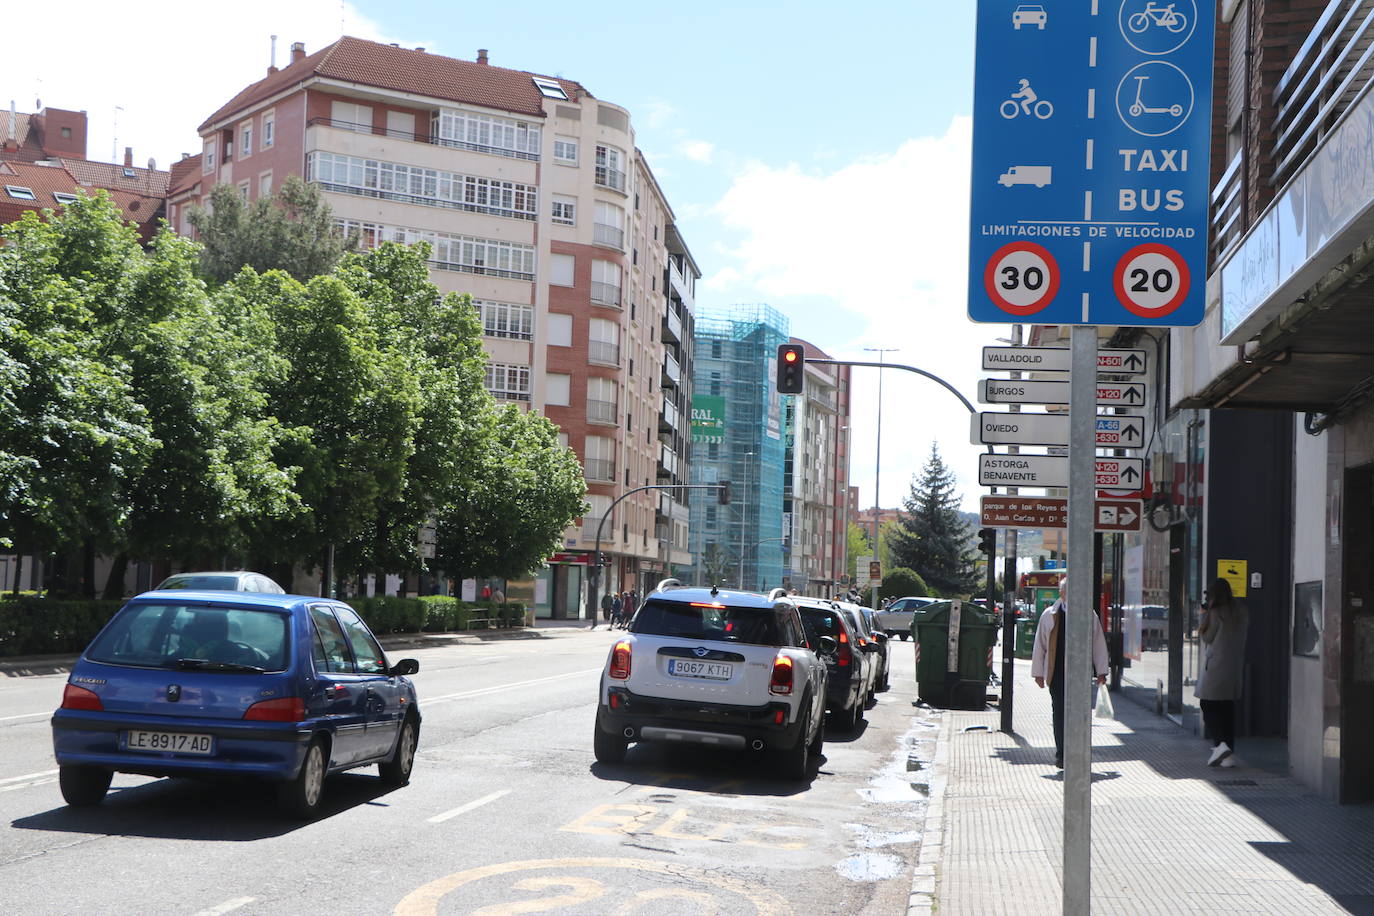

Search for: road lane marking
xmin=0 ymin=711 xmax=50 ymax=723
xmin=0 ymin=768 xmax=58 ymax=786
xmin=189 ymin=898 xmax=256 ymax=916
xmin=427 ymin=789 xmax=511 ymax=824
xmin=422 ymin=668 xmax=600 ymax=704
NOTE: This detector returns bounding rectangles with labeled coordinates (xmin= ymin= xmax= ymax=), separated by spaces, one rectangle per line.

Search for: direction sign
xmin=973 ymin=412 xmax=1145 ymax=447
xmin=981 ymin=495 xmax=1142 ymax=532
xmin=979 ymin=453 xmax=1144 ymax=489
xmin=980 ymin=378 xmax=1147 ymax=408
xmin=968 ymin=1 xmax=1214 ymax=327
xmin=982 ymin=347 xmax=1147 ymax=374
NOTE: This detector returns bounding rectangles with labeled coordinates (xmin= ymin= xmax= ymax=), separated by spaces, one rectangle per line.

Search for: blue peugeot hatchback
xmin=51 ymin=591 xmax=421 ymax=818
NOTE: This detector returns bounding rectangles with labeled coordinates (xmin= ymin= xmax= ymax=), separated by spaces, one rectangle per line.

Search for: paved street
xmin=1 ymin=626 xmax=934 ymax=915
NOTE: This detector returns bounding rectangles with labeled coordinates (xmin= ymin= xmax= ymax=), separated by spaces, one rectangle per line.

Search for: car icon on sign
xmin=998 ymin=165 xmax=1052 ymax=188
xmin=1013 ymin=4 xmax=1047 ymax=29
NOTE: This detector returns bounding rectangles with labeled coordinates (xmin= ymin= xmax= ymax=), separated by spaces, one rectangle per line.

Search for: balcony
xmin=584 ymin=458 xmax=615 ymax=482
xmin=588 ymin=341 xmax=620 ymax=366
xmin=587 ymin=398 xmax=618 ymax=425
xmin=1209 ymin=151 xmax=1245 ymax=264
xmin=658 ymin=443 xmax=680 ymax=479
xmin=661 ymin=352 xmax=681 ymax=388
xmin=593 ymin=223 xmax=625 ymax=249
xmin=590 ymin=281 xmax=621 ymax=308
xmin=662 ymin=305 xmax=683 ymax=344
xmin=659 ymin=396 xmax=679 ymax=432
xmin=595 ymin=166 xmax=626 ymax=193
xmin=306 ymin=116 xmax=540 ymax=161
xmin=666 ymin=257 xmax=692 ymax=304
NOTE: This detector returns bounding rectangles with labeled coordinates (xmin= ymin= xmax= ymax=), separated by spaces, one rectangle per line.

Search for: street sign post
xmin=982 ymin=346 xmax=1147 ymax=374
xmin=980 ymin=495 xmax=1144 ymax=532
xmin=978 ymin=453 xmax=1143 ymax=488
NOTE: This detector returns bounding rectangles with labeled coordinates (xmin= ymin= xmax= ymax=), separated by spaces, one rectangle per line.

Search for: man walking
xmin=1030 ymin=577 xmax=1110 ymax=768
xmin=596 ymin=591 xmax=613 ymax=630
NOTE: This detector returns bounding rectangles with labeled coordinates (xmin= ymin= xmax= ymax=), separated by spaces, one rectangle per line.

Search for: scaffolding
xmin=686 ymin=304 xmax=790 ymax=591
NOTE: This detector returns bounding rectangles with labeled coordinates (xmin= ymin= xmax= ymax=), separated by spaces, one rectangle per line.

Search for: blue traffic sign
xmin=968 ymin=1 xmax=1214 ymax=327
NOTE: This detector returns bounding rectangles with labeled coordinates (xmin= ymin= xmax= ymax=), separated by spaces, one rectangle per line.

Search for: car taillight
xmin=838 ymin=631 xmax=853 ymax=668
xmin=769 ymin=654 xmax=794 ymax=695
xmin=243 ymin=697 xmax=305 ymax=722
xmin=609 ymin=640 xmax=632 ymax=680
xmin=61 ymin=684 xmax=103 ymax=711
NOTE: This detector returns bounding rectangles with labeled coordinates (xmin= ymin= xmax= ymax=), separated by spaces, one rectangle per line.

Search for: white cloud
xmin=641 ymin=101 xmax=677 ymax=130
xmin=680 ymin=140 xmax=715 ymax=164
xmin=707 ymin=116 xmax=1009 ymax=514
xmin=6 ymin=2 xmax=411 ymax=171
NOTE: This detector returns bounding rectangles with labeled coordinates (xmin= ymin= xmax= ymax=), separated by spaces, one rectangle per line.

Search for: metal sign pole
xmin=1064 ymin=325 xmax=1097 ymax=914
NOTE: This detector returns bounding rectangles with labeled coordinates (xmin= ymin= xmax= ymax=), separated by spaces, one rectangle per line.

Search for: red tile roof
xmin=199 ymin=36 xmax=592 ymax=130
xmin=58 ymin=157 xmax=170 ymax=196
xmin=0 ymin=160 xmax=162 ymax=239
xmin=168 ymin=154 xmax=203 ymax=198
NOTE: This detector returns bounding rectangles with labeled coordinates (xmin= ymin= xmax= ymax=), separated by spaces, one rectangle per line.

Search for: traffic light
xmin=718 ymin=481 xmax=731 ymax=505
xmin=776 ymin=344 xmax=805 ymax=394
xmin=978 ymin=527 xmax=996 ymax=556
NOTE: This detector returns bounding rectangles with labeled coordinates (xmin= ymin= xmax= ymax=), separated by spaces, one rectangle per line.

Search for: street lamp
xmin=737 ymin=450 xmax=755 ymax=590
xmin=864 ymin=347 xmax=898 ymax=609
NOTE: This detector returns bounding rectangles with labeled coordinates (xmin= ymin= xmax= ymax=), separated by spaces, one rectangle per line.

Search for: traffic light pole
xmin=587 ymin=483 xmax=729 ymax=628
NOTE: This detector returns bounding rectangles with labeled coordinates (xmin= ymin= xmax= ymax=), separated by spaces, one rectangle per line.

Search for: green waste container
xmin=912 ymin=600 xmax=998 ymax=709
xmin=1014 ymin=616 xmax=1039 ymax=660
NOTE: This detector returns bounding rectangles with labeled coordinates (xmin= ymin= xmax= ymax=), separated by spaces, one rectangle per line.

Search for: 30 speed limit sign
xmin=1113 ymin=243 xmax=1191 ymax=318
xmin=984 ymin=241 xmax=1061 ymax=316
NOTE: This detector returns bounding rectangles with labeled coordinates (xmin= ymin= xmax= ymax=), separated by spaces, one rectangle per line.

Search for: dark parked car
xmin=52 ymin=591 xmax=420 ymax=818
xmin=1141 ymin=605 xmax=1168 ymax=651
xmin=795 ymin=598 xmax=872 ymax=732
xmin=844 ymin=603 xmax=891 ymax=692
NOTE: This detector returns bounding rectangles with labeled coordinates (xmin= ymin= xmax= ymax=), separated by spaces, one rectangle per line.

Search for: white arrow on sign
xmin=1093 ymin=414 xmax=1146 ymax=448
xmin=979 ymin=453 xmax=1144 ymax=489
xmin=1094 ymin=381 xmax=1146 ymax=407
xmin=981 ymin=346 xmax=1147 ymax=374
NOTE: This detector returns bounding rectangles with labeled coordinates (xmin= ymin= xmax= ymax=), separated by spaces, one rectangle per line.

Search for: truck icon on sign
xmin=998 ymin=165 xmax=1053 ymax=188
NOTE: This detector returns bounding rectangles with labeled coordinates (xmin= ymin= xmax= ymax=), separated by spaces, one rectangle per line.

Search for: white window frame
xmin=553 ymin=137 xmax=578 ymax=164
xmin=593 ymin=201 xmax=625 ymax=249
xmin=588 ymin=318 xmax=620 ymax=366
xmin=203 ymin=138 xmax=216 ymax=173
xmin=262 ymin=110 xmax=275 ymax=149
xmin=53 ymin=191 xmax=78 ymax=205
xmin=331 ymin=101 xmax=373 ymax=134
xmin=545 ymin=373 xmax=571 ymax=407
xmin=595 ymin=145 xmax=626 ymax=192
xmin=587 ymin=377 xmax=618 ymax=425
xmin=333 ymin=217 xmax=537 ymax=280
xmin=585 ymin=494 xmax=613 ymax=529
xmin=533 ymin=77 xmax=569 ymax=100
xmin=590 ymin=260 xmax=621 ymax=307
xmin=237 ymin=180 xmax=251 ymax=200
xmin=584 ymin=435 xmax=615 ymax=481
xmin=431 ymin=107 xmax=541 ymax=160
xmin=478 ymin=300 xmax=534 ymax=340
xmin=552 ymin=195 xmax=576 ymax=226
xmin=259 ymin=172 xmax=273 ymax=197
xmin=484 ymin=363 xmax=531 ymax=401
xmin=5 ymin=185 xmax=35 ymax=200
xmin=306 ymin=151 xmax=537 ymax=220
xmin=549 ymin=253 xmax=575 ymax=287
xmin=240 ymin=121 xmax=253 ymax=159
xmin=548 ymin=313 xmax=573 ymax=347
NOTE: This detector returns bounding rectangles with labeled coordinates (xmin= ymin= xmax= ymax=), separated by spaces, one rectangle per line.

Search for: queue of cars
xmin=51 ymin=572 xmax=421 ymax=819
xmin=595 ymin=580 xmax=895 ymax=781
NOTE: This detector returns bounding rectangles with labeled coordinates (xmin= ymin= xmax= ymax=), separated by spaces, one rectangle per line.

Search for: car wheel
xmin=281 ymin=738 xmax=327 ymax=819
xmin=778 ymin=707 xmax=813 ymax=782
xmin=808 ymin=706 xmax=826 ymax=758
xmin=59 ymin=765 xmax=111 ymax=807
xmin=379 ymin=716 xmax=418 ymax=786
xmin=593 ymin=711 xmax=628 ymax=765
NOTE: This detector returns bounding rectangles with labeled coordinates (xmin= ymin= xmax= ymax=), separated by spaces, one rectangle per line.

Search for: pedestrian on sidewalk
xmin=1030 ymin=576 xmax=1110 ymax=768
xmin=596 ymin=591 xmax=613 ymax=630
xmin=610 ymin=592 xmax=624 ymax=629
xmin=621 ymin=590 xmax=638 ymax=629
xmin=1195 ymin=577 xmax=1249 ymax=767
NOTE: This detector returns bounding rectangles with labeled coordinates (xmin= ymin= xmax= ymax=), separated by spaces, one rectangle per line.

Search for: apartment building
xmin=170 ymin=37 xmax=698 ymax=617
xmin=783 ymin=339 xmax=852 ymax=594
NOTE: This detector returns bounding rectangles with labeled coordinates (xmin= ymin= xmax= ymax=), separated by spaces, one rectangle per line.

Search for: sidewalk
xmin=928 ymin=662 xmax=1374 ymax=915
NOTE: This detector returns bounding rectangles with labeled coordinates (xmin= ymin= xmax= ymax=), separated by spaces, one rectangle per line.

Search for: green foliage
xmin=345 ymin=595 xmax=527 ymax=634
xmin=188 ymin=177 xmax=356 ymax=284
xmin=888 ymin=443 xmax=979 ymax=596
xmin=700 ymin=542 xmax=734 ymax=587
xmin=846 ymin=522 xmax=870 ymax=580
xmin=880 ymin=567 xmax=929 ymax=600
xmin=0 ymin=597 xmax=124 ymax=656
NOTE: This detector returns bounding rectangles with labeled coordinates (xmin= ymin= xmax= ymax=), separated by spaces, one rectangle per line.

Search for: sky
xmin=5 ymin=0 xmax=1007 ymax=513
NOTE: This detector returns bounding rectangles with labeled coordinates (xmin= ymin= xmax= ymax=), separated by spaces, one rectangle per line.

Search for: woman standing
xmin=1195 ymin=578 xmax=1249 ymax=767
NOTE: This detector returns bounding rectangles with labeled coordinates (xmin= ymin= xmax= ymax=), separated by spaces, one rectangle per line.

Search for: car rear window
xmin=159 ymin=575 xmax=239 ymax=590
xmin=631 ymin=598 xmax=785 ymax=646
xmin=798 ymin=607 xmax=843 ymax=644
xmin=85 ymin=602 xmax=290 ymax=672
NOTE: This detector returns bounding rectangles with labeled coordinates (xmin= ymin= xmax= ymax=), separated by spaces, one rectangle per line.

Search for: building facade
xmin=171 ymin=37 xmax=699 ymax=617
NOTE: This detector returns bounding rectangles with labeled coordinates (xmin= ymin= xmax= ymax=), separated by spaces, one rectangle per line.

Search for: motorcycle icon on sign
xmin=1127 ymin=76 xmax=1184 ymax=118
xmin=999 ymin=79 xmax=1054 ymax=119
xmin=1128 ymin=2 xmax=1188 ymax=33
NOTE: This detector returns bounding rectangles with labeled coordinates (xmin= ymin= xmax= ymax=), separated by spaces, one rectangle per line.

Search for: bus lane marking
xmin=559 ymin=802 xmax=815 ymax=850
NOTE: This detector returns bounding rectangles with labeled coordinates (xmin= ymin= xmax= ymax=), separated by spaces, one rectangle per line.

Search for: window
xmin=203 ymin=138 xmax=216 ymax=172
xmin=546 ymin=373 xmax=571 ymax=407
xmin=122 ymin=167 xmax=136 ymax=178
xmin=331 ymin=100 xmax=373 ymax=134
xmin=259 ymin=172 xmax=273 ymax=197
xmin=589 ymin=318 xmax=619 ymax=366
xmin=52 ymin=192 xmax=78 ymax=205
xmin=485 ymin=363 xmax=531 ymax=401
xmin=548 ymin=313 xmax=573 ymax=347
xmin=333 ymin=217 xmax=536 ymax=280
xmin=237 ymin=180 xmax=250 ymax=200
xmin=591 ymin=260 xmax=621 ymax=307
xmin=307 ymin=151 xmax=537 ymax=220
xmin=5 ymin=186 xmax=35 ymax=200
xmin=262 ymin=110 xmax=275 ymax=148
xmin=552 ymin=194 xmax=576 ymax=226
xmin=334 ymin=606 xmax=386 ymax=674
xmin=585 ymin=494 xmax=612 ymax=529
xmin=533 ymin=77 xmax=569 ymax=100
xmin=478 ymin=300 xmax=534 ymax=340
xmin=386 ymin=110 xmax=416 ymax=140
xmin=553 ymin=137 xmax=578 ymax=164
xmin=60 ymin=126 xmax=72 ymax=139
xmin=584 ymin=435 xmax=615 ymax=481
xmin=594 ymin=201 xmax=625 ymax=249
xmin=431 ymin=108 xmax=541 ymax=159
xmin=550 ymin=253 xmax=575 ymax=287
xmin=240 ymin=122 xmax=253 ymax=158
xmin=595 ymin=145 xmax=626 ymax=192
xmin=587 ymin=377 xmax=617 ymax=424
xmin=310 ymin=606 xmax=353 ymax=673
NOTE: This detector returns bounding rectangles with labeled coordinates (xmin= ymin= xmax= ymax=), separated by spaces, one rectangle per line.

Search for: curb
xmin=908 ymin=710 xmax=952 ymax=916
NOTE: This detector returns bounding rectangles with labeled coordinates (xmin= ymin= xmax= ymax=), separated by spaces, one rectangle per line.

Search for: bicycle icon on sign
xmin=999 ymin=79 xmax=1054 ymax=119
xmin=1128 ymin=2 xmax=1188 ymax=33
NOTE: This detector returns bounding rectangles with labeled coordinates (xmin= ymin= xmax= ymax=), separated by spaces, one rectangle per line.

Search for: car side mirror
xmin=818 ymin=636 xmax=838 ymax=655
xmin=873 ymin=632 xmax=889 ymax=645
xmin=389 ymin=658 xmax=419 ymax=677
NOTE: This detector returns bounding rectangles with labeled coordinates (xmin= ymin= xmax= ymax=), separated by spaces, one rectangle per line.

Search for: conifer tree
xmin=888 ymin=443 xmax=978 ymax=595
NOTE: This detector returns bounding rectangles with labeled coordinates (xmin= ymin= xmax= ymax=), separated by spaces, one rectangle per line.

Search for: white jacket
xmin=1029 ymin=599 xmax=1110 ymax=685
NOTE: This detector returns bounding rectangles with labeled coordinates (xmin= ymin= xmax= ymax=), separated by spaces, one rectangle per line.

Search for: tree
xmin=433 ymin=405 xmax=587 ymax=581
xmin=188 ymin=176 xmax=356 ymax=284
xmin=888 ymin=443 xmax=978 ymax=595
xmin=701 ymin=542 xmax=734 ymax=587
xmin=846 ymin=522 xmax=871 ymax=581
xmin=878 ymin=567 xmax=929 ymax=601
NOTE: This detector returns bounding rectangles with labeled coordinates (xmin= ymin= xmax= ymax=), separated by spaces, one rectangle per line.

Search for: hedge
xmin=0 ymin=594 xmax=528 ymax=658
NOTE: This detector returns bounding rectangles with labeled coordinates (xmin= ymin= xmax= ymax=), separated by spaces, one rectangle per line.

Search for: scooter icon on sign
xmin=1127 ymin=76 xmax=1184 ymax=118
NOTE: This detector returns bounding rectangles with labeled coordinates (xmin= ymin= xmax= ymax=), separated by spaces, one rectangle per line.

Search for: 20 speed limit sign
xmin=984 ymin=241 xmax=1061 ymax=316
xmin=1113 ymin=243 xmax=1191 ymax=318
